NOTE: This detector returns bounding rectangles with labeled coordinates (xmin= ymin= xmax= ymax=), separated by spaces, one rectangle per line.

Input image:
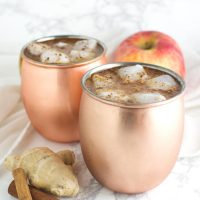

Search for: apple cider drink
xmin=85 ymin=64 xmax=181 ymax=104
xmin=25 ymin=38 xmax=101 ymax=64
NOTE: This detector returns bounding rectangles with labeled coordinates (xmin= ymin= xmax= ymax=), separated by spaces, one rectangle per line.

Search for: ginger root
xmin=57 ymin=150 xmax=75 ymax=165
xmin=4 ymin=147 xmax=79 ymax=197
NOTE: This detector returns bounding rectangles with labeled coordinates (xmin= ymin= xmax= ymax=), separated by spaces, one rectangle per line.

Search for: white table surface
xmin=0 ymin=0 xmax=200 ymax=199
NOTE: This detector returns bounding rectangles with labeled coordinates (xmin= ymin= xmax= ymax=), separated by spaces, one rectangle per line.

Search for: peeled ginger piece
xmin=4 ymin=147 xmax=79 ymax=197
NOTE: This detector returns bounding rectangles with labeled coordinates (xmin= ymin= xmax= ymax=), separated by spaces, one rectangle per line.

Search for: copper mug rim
xmin=81 ymin=62 xmax=185 ymax=109
xmin=20 ymin=34 xmax=107 ymax=69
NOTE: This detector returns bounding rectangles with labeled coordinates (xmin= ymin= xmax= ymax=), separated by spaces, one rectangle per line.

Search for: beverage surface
xmin=24 ymin=38 xmax=102 ymax=64
xmin=85 ymin=64 xmax=181 ymax=104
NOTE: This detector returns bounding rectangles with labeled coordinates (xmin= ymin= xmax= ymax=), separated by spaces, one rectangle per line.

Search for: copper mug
xmin=20 ymin=35 xmax=106 ymax=142
xmin=79 ymin=62 xmax=185 ymax=193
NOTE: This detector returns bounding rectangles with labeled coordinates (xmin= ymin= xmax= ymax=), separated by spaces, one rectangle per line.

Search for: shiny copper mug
xmin=79 ymin=62 xmax=185 ymax=193
xmin=20 ymin=35 xmax=106 ymax=142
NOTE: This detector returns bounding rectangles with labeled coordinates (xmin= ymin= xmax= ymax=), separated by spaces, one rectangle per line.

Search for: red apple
xmin=112 ymin=31 xmax=186 ymax=78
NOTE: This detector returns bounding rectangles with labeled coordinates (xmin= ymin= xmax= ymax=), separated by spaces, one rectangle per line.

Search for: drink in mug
xmin=85 ymin=64 xmax=181 ymax=104
xmin=20 ymin=35 xmax=106 ymax=142
xmin=79 ymin=63 xmax=185 ymax=193
xmin=25 ymin=37 xmax=102 ymax=65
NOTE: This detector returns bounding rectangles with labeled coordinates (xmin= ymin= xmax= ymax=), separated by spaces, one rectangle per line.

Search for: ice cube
xmin=130 ymin=93 xmax=166 ymax=104
xmin=80 ymin=50 xmax=95 ymax=59
xmin=96 ymin=89 xmax=129 ymax=102
xmin=40 ymin=49 xmax=70 ymax=64
xmin=146 ymin=75 xmax=178 ymax=91
xmin=73 ymin=39 xmax=97 ymax=51
xmin=70 ymin=50 xmax=80 ymax=60
xmin=27 ymin=42 xmax=49 ymax=56
xmin=92 ymin=73 xmax=114 ymax=89
xmin=118 ymin=64 xmax=148 ymax=83
xmin=53 ymin=42 xmax=73 ymax=54
xmin=70 ymin=50 xmax=95 ymax=62
xmin=87 ymin=39 xmax=97 ymax=49
xmin=54 ymin=42 xmax=70 ymax=48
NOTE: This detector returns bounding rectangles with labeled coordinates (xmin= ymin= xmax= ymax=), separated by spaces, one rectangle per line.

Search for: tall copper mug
xmin=79 ymin=62 xmax=185 ymax=193
xmin=20 ymin=35 xmax=106 ymax=142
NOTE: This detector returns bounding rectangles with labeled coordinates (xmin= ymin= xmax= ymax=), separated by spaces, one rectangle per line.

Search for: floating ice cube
xmin=40 ymin=49 xmax=70 ymax=64
xmin=70 ymin=50 xmax=95 ymax=62
xmin=54 ymin=42 xmax=70 ymax=48
xmin=146 ymin=75 xmax=178 ymax=91
xmin=53 ymin=42 xmax=73 ymax=55
xmin=96 ymin=89 xmax=129 ymax=102
xmin=92 ymin=73 xmax=114 ymax=89
xmin=73 ymin=39 xmax=97 ymax=51
xmin=70 ymin=39 xmax=97 ymax=62
xmin=118 ymin=64 xmax=148 ymax=83
xmin=80 ymin=50 xmax=95 ymax=59
xmin=27 ymin=42 xmax=49 ymax=56
xmin=87 ymin=39 xmax=97 ymax=49
xmin=130 ymin=93 xmax=166 ymax=104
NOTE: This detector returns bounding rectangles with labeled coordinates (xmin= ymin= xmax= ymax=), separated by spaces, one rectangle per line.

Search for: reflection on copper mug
xmin=20 ymin=35 xmax=106 ymax=142
xmin=79 ymin=62 xmax=185 ymax=193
